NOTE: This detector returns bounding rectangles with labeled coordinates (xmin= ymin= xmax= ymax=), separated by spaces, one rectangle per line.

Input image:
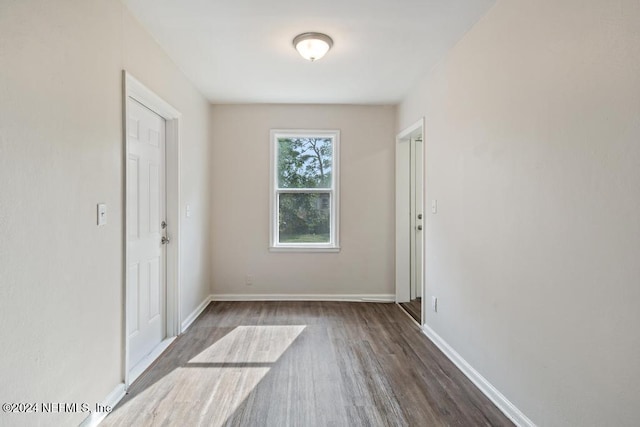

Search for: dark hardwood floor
xmin=399 ymin=298 xmax=421 ymax=323
xmin=103 ymin=301 xmax=513 ymax=427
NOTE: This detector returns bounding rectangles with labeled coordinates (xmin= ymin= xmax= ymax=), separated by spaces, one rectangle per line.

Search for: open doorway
xmin=395 ymin=119 xmax=424 ymax=324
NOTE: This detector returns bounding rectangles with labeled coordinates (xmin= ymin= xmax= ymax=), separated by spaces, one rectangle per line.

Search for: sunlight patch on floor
xmin=189 ymin=325 xmax=307 ymax=364
xmin=106 ymin=325 xmax=307 ymax=426
xmin=188 ymin=325 xmax=306 ymax=425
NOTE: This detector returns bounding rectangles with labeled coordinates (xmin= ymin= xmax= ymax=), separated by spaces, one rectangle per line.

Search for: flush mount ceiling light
xmin=293 ymin=32 xmax=333 ymax=62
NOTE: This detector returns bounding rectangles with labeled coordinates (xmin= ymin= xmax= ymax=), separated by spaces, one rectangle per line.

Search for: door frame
xmin=123 ymin=71 xmax=181 ymax=386
xmin=395 ymin=118 xmax=425 ymax=321
xmin=409 ymin=134 xmax=423 ymax=302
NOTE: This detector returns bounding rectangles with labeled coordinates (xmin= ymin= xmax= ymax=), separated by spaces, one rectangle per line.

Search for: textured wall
xmin=0 ymin=1 xmax=211 ymax=425
xmin=398 ymin=0 xmax=640 ymax=425
xmin=210 ymin=104 xmax=396 ymax=298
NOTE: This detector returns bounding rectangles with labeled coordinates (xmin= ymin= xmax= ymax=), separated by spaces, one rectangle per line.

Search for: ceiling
xmin=123 ymin=0 xmax=496 ymax=105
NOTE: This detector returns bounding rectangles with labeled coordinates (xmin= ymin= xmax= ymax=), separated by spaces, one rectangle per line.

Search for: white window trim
xmin=269 ymin=129 xmax=340 ymax=252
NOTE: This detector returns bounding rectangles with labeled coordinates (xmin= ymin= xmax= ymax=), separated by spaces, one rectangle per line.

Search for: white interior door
xmin=409 ymin=137 xmax=424 ymax=300
xmin=126 ymin=97 xmax=167 ymax=372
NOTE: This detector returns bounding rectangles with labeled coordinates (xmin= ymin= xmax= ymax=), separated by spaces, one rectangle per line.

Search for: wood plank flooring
xmin=103 ymin=301 xmax=513 ymax=427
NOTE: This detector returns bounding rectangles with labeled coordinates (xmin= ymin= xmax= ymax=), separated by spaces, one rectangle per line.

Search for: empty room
xmin=0 ymin=0 xmax=638 ymax=426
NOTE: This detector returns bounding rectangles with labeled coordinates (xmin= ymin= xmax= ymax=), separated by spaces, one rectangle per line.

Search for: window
xmin=270 ymin=130 xmax=340 ymax=251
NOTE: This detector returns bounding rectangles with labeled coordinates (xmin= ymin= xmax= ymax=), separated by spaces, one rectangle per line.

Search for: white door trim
xmin=123 ymin=71 xmax=181 ymax=386
xmin=395 ymin=118 xmax=425 ymax=319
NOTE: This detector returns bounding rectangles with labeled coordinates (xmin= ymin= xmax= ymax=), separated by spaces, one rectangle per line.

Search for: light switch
xmin=97 ymin=203 xmax=107 ymax=226
xmin=186 ymin=204 xmax=192 ymax=218
xmin=431 ymin=199 xmax=437 ymax=214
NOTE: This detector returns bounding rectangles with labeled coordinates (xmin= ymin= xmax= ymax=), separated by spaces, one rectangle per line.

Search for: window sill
xmin=269 ymin=246 xmax=341 ymax=253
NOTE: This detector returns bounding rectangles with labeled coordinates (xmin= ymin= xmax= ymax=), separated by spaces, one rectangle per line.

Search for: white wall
xmin=210 ymin=104 xmax=396 ymax=298
xmin=398 ymin=0 xmax=640 ymax=426
xmin=121 ymin=4 xmax=212 ymax=332
xmin=0 ymin=1 xmax=211 ymax=425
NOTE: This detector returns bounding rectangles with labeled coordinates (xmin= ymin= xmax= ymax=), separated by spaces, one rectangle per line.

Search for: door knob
xmin=417 ymin=225 xmax=423 ymax=231
xmin=417 ymin=214 xmax=423 ymax=220
xmin=161 ymin=236 xmax=170 ymax=245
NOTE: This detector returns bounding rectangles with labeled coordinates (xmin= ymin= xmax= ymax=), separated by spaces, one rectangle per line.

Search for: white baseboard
xmin=78 ymin=383 xmax=126 ymax=427
xmin=179 ymin=294 xmax=394 ymax=333
xmin=127 ymin=337 xmax=176 ymax=386
xmin=421 ymin=324 xmax=536 ymax=427
xmin=211 ymin=293 xmax=395 ymax=302
xmin=181 ymin=295 xmax=213 ymax=333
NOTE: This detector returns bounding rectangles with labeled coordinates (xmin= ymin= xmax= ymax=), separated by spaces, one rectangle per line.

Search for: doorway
xmin=395 ymin=118 xmax=424 ymax=324
xmin=124 ymin=72 xmax=181 ymax=386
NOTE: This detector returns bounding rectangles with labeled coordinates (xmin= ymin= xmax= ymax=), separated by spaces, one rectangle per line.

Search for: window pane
xmin=278 ymin=193 xmax=330 ymax=243
xmin=278 ymin=137 xmax=332 ymax=189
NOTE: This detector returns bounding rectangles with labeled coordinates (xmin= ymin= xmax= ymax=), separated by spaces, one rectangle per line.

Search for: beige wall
xmin=0 ymin=1 xmax=211 ymax=425
xmin=398 ymin=0 xmax=640 ymax=425
xmin=210 ymin=104 xmax=396 ymax=297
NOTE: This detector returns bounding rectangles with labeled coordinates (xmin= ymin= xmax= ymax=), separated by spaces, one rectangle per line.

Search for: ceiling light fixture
xmin=293 ymin=32 xmax=333 ymax=62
